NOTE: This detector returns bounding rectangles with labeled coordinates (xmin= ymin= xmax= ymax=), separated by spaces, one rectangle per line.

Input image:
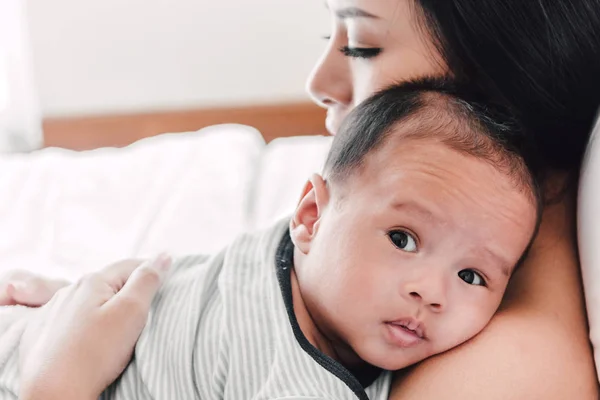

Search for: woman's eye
xmin=458 ymin=270 xmax=486 ymax=286
xmin=388 ymin=230 xmax=418 ymax=253
xmin=339 ymin=46 xmax=382 ymax=59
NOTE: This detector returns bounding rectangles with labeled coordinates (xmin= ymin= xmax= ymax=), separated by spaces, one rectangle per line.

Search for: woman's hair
xmin=413 ymin=0 xmax=600 ymax=176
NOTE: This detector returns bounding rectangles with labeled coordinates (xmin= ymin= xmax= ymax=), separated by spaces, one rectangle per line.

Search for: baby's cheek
xmin=441 ymin=306 xmax=494 ymax=349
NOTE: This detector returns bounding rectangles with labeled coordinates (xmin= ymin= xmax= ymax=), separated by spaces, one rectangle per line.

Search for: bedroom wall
xmin=25 ymin=0 xmax=329 ymax=118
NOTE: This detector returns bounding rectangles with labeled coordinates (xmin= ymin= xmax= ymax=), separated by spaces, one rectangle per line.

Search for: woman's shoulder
xmin=389 ymin=310 xmax=598 ymax=399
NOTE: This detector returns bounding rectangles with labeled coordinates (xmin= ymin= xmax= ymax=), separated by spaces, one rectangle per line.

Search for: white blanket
xmin=0 ymin=124 xmax=332 ymax=281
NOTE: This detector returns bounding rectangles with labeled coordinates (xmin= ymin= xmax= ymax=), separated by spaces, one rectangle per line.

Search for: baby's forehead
xmin=363 ymin=130 xmax=497 ymax=184
xmin=325 ymin=83 xmax=539 ymax=214
xmin=373 ymin=111 xmax=533 ymax=202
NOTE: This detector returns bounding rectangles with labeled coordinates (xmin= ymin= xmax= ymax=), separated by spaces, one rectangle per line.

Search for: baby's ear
xmin=290 ymin=174 xmax=330 ymax=254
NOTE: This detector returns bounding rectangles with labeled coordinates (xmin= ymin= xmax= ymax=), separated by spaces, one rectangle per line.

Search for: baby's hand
xmin=0 ymin=270 xmax=70 ymax=307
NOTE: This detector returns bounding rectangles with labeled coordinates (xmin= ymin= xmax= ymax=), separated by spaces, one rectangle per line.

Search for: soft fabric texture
xmin=578 ymin=111 xmax=600 ymax=381
xmin=0 ymin=220 xmax=391 ymax=400
xmin=0 ymin=124 xmax=332 ymax=281
xmin=249 ymin=135 xmax=332 ymax=230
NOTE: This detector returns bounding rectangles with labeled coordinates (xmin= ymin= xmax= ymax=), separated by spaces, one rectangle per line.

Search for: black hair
xmin=323 ymin=77 xmax=544 ymax=268
xmin=324 ymin=77 xmax=543 ymax=210
xmin=413 ymin=0 xmax=600 ymax=179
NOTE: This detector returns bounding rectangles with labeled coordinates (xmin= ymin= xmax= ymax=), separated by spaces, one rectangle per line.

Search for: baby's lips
xmin=388 ymin=317 xmax=426 ymax=339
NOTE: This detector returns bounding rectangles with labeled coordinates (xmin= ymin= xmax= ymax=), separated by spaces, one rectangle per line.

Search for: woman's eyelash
xmin=339 ymin=46 xmax=382 ymax=59
xmin=319 ymin=36 xmax=381 ymax=59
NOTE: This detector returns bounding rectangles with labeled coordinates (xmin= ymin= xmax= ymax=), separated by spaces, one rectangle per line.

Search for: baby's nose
xmin=403 ymin=273 xmax=447 ymax=312
xmin=409 ymin=291 xmax=443 ymax=312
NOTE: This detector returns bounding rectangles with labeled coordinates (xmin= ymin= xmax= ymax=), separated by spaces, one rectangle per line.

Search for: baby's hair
xmin=323 ymin=77 xmax=544 ymax=264
xmin=324 ymin=77 xmax=542 ymax=202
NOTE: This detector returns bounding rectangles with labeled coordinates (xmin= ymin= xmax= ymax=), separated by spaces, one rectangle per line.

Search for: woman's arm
xmin=390 ymin=193 xmax=598 ymax=399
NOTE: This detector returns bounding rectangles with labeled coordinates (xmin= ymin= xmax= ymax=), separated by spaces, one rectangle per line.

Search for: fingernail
xmin=7 ymin=282 xmax=27 ymax=295
xmin=153 ymin=252 xmax=172 ymax=272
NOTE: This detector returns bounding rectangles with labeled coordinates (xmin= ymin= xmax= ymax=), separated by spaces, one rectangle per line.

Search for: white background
xmin=25 ymin=0 xmax=330 ymax=117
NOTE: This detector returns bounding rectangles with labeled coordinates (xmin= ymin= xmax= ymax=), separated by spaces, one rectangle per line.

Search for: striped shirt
xmin=0 ymin=219 xmax=392 ymax=399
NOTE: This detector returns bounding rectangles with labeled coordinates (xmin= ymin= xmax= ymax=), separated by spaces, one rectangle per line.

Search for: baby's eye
xmin=388 ymin=230 xmax=418 ymax=253
xmin=458 ymin=269 xmax=486 ymax=286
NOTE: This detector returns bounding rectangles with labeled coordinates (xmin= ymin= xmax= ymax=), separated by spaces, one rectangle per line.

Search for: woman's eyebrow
xmin=325 ymin=4 xmax=380 ymax=20
xmin=336 ymin=7 xmax=379 ymax=19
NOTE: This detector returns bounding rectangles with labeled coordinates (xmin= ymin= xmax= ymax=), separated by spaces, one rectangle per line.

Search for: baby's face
xmin=294 ymin=135 xmax=537 ymax=371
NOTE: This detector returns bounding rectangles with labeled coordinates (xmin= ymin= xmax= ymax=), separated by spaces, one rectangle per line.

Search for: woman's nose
xmin=306 ymin=43 xmax=353 ymax=109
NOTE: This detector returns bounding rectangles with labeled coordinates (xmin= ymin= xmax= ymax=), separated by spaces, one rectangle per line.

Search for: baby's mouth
xmin=387 ymin=318 xmax=426 ymax=339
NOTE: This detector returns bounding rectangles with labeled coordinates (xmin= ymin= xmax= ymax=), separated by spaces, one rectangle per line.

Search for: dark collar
xmin=274 ymin=229 xmax=380 ymax=400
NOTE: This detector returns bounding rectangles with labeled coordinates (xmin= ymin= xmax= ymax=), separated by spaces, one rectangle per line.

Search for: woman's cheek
xmin=356 ymin=84 xmax=377 ymax=106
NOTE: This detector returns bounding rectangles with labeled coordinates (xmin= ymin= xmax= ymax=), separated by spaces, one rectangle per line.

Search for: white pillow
xmin=0 ymin=124 xmax=265 ymax=280
xmin=248 ymin=135 xmax=333 ymax=231
xmin=578 ymin=111 xmax=600 ymax=381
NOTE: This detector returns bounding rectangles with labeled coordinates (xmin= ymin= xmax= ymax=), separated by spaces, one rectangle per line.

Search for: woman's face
xmin=307 ymin=0 xmax=446 ymax=135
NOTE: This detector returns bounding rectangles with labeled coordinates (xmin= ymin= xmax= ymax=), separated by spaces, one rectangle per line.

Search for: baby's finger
xmin=3 ymin=278 xmax=69 ymax=307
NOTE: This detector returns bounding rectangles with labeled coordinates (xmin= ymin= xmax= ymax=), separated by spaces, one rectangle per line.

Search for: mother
xmin=10 ymin=0 xmax=600 ymax=398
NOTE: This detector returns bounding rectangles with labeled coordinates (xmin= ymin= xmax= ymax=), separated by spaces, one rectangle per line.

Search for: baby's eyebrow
xmin=481 ymin=247 xmax=512 ymax=277
xmin=390 ymin=201 xmax=436 ymax=222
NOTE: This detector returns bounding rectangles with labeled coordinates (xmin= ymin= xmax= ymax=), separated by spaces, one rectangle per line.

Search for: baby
xmin=0 ymin=78 xmax=541 ymax=400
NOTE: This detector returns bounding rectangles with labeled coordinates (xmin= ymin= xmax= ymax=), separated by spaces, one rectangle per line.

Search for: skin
xmin=307 ymin=0 xmax=598 ymax=398
xmin=18 ymin=256 xmax=171 ymax=400
xmin=4 ymin=0 xmax=598 ymax=397
xmin=289 ymin=131 xmax=537 ymax=377
xmin=308 ymin=0 xmax=445 ymax=135
xmin=0 ymin=271 xmax=68 ymax=306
